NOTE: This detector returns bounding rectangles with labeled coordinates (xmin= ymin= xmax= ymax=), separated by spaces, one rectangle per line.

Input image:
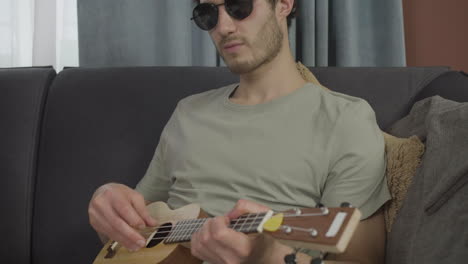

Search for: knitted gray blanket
xmin=386 ymin=96 xmax=468 ymax=264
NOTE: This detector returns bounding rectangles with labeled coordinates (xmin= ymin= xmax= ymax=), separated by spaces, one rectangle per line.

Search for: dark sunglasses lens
xmin=193 ymin=3 xmax=218 ymax=30
xmin=225 ymin=0 xmax=253 ymax=20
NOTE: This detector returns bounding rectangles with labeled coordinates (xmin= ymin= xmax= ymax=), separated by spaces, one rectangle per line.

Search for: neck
xmin=232 ymin=43 xmax=307 ymax=105
xmin=164 ymin=212 xmax=268 ymax=244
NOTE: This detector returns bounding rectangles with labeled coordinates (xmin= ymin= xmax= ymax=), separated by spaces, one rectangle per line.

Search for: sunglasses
xmin=191 ymin=0 xmax=254 ymax=31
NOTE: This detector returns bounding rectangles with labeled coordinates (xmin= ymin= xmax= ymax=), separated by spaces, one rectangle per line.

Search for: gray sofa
xmin=1 ymin=66 xmax=467 ymax=264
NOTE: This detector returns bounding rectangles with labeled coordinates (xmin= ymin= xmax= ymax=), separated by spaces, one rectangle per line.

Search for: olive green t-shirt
xmin=136 ymin=83 xmax=390 ymax=220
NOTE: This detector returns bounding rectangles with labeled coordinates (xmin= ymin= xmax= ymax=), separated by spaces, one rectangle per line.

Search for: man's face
xmin=201 ymin=0 xmax=284 ymax=74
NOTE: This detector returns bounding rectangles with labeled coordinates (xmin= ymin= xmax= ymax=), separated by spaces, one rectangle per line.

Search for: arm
xmin=317 ymin=100 xmax=390 ymax=262
xmin=325 ymin=209 xmax=386 ymax=264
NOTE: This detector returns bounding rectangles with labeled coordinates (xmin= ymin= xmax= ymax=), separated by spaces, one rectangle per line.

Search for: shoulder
xmin=310 ymin=84 xmax=377 ymax=125
xmin=313 ymin=87 xmax=383 ymax=155
xmin=176 ymin=83 xmax=236 ymax=112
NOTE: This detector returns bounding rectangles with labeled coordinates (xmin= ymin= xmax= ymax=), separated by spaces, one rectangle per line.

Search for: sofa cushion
xmin=382 ymin=133 xmax=424 ymax=232
xmin=0 ymin=66 xmax=56 ymax=264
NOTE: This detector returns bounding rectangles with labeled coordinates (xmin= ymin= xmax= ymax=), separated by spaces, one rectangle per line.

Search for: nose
xmin=215 ymin=5 xmax=236 ymax=35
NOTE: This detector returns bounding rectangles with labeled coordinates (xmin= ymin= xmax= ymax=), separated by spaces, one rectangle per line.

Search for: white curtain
xmin=0 ymin=0 xmax=78 ymax=71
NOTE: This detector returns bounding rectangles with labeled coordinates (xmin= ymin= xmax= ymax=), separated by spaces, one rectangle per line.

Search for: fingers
xmin=130 ymin=193 xmax=157 ymax=227
xmin=88 ymin=183 xmax=154 ymax=251
xmin=95 ymin=196 xmax=146 ymax=248
xmin=113 ymin=198 xmax=146 ymax=229
xmin=91 ymin=208 xmax=143 ymax=251
xmin=226 ymin=199 xmax=270 ymax=219
xmin=210 ymin=217 xmax=252 ymax=259
xmin=191 ymin=216 xmax=252 ymax=264
xmin=191 ymin=226 xmax=225 ymax=263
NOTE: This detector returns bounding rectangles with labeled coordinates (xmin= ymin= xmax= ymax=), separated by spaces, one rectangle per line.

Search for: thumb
xmin=131 ymin=197 xmax=158 ymax=227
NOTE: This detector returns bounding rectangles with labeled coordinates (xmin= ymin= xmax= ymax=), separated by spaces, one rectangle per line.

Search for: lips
xmin=223 ymin=42 xmax=243 ymax=50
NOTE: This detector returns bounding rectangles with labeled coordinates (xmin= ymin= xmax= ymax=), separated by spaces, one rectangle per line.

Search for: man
xmin=88 ymin=0 xmax=390 ymax=263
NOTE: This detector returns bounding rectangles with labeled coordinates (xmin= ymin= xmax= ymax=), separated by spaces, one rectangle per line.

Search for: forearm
xmin=245 ymin=235 xmax=316 ymax=264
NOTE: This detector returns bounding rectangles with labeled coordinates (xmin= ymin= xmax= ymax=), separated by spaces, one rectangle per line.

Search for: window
xmin=0 ymin=0 xmax=78 ymax=70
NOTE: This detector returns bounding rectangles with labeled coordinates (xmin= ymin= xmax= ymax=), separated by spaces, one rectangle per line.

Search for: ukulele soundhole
xmin=146 ymin=222 xmax=173 ymax=248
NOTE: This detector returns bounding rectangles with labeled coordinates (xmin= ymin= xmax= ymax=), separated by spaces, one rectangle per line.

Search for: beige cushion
xmin=296 ymin=61 xmax=425 ymax=232
xmin=382 ymin=132 xmax=424 ymax=232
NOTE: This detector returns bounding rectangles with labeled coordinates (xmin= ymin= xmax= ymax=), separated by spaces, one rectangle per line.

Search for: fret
xmin=172 ymin=220 xmax=185 ymax=243
xmin=164 ymin=222 xmax=176 ymax=243
xmin=166 ymin=220 xmax=183 ymax=243
xmin=247 ymin=212 xmax=267 ymax=233
xmin=180 ymin=220 xmax=191 ymax=242
xmin=183 ymin=218 xmax=204 ymax=242
xmin=165 ymin=218 xmax=206 ymax=244
xmin=238 ymin=214 xmax=248 ymax=233
xmin=248 ymin=213 xmax=258 ymax=233
xmin=174 ymin=219 xmax=193 ymax=243
xmin=238 ymin=213 xmax=252 ymax=233
xmin=230 ymin=216 xmax=242 ymax=232
xmin=177 ymin=219 xmax=196 ymax=242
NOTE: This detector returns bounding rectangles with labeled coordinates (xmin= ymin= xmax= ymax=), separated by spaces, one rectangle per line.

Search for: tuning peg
xmin=340 ymin=202 xmax=353 ymax=208
xmin=340 ymin=202 xmax=352 ymax=208
xmin=292 ymin=208 xmax=302 ymax=215
xmin=282 ymin=226 xmax=293 ymax=234
xmin=314 ymin=203 xmax=329 ymax=215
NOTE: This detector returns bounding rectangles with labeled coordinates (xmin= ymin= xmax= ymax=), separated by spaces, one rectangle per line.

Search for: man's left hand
xmin=190 ymin=199 xmax=270 ymax=264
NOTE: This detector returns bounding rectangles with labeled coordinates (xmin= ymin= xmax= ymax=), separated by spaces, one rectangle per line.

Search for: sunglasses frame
xmin=191 ymin=0 xmax=254 ymax=31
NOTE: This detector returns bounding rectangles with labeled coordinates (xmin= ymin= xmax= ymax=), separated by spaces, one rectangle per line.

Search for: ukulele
xmin=93 ymin=201 xmax=361 ymax=264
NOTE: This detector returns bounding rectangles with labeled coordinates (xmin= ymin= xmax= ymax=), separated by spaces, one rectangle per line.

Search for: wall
xmin=403 ymin=0 xmax=468 ymax=72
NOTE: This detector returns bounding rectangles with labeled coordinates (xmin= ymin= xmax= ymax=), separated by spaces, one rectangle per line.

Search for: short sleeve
xmin=134 ymin=104 xmax=180 ymax=202
xmin=135 ymin=140 xmax=170 ymax=202
xmin=321 ymin=100 xmax=391 ymax=220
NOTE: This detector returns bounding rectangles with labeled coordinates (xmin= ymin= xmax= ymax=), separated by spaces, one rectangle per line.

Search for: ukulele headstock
xmin=261 ymin=204 xmax=361 ymax=253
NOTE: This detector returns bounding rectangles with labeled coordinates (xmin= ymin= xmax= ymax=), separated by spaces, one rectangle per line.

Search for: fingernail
xmin=137 ymin=240 xmax=146 ymax=247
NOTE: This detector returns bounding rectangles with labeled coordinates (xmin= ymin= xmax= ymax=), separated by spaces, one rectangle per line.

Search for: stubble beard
xmin=219 ymin=13 xmax=284 ymax=75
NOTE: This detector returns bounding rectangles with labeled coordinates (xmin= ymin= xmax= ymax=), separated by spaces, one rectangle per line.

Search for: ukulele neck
xmin=164 ymin=211 xmax=273 ymax=244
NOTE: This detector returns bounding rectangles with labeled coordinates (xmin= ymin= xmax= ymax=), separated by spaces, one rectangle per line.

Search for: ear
xmin=275 ymin=0 xmax=295 ymax=21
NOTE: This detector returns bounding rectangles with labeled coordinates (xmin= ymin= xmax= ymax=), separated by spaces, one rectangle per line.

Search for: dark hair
xmin=193 ymin=0 xmax=298 ymax=27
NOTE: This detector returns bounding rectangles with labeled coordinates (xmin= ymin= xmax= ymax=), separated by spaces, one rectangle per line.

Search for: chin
xmin=224 ymin=57 xmax=264 ymax=75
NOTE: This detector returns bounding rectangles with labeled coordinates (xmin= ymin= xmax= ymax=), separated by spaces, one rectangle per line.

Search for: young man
xmin=88 ymin=0 xmax=390 ymax=263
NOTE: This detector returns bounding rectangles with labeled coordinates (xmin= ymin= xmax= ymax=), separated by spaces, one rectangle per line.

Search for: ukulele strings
xmin=147 ymin=217 xmax=266 ymax=239
xmin=147 ymin=210 xmax=330 ymax=240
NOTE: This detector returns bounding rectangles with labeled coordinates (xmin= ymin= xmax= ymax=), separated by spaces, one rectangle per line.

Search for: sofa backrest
xmin=0 ymin=67 xmax=56 ymax=264
xmin=310 ymin=66 xmax=450 ymax=129
xmin=31 ymin=67 xmax=240 ymax=264
xmin=30 ymin=66 xmax=451 ymax=264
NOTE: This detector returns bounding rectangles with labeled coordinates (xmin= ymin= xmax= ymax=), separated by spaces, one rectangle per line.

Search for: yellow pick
xmin=262 ymin=213 xmax=284 ymax=232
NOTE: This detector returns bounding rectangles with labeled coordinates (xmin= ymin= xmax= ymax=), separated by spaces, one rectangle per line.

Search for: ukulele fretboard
xmin=164 ymin=212 xmax=268 ymax=244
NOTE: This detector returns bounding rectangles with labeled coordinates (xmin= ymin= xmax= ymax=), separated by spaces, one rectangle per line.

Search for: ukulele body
xmin=93 ymin=202 xmax=204 ymax=264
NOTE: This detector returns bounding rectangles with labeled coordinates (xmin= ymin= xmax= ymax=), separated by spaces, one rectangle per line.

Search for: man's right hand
xmin=88 ymin=183 xmax=157 ymax=251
